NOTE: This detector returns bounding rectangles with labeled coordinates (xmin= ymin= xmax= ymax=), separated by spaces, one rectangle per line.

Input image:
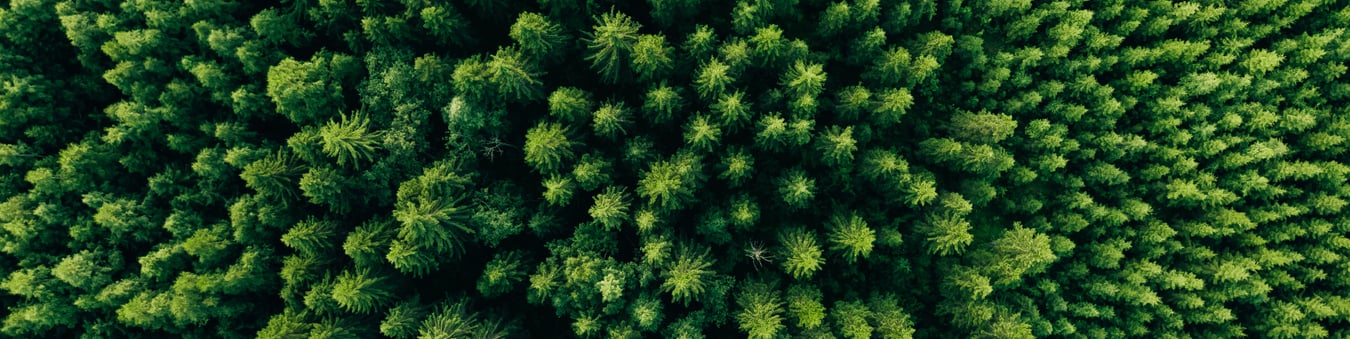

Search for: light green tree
xmin=585 ymin=10 xmax=642 ymax=83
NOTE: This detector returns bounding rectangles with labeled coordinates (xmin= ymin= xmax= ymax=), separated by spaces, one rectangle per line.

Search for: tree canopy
xmin=3 ymin=0 xmax=1350 ymax=337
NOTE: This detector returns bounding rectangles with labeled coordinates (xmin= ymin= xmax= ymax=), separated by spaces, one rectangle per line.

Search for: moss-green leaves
xmin=265 ymin=54 xmax=354 ymax=124
xmin=541 ymin=174 xmax=574 ymax=206
xmin=719 ymin=148 xmax=755 ymax=186
xmin=755 ymin=113 xmax=814 ymax=151
xmin=949 ymin=110 xmax=1018 ymax=144
xmin=872 ymin=88 xmax=913 ymax=126
xmin=786 ymin=284 xmax=826 ymax=329
xmin=782 ymin=61 xmax=827 ymax=96
xmin=241 ymin=151 xmax=303 ymax=198
xmin=389 ymin=162 xmax=473 ymax=275
xmin=452 ymin=48 xmax=545 ymax=104
xmin=478 ymin=251 xmax=528 ymax=298
xmin=712 ymin=90 xmax=752 ymax=129
xmin=572 ymin=153 xmax=613 ymax=191
xmin=281 ymin=218 xmax=338 ymax=256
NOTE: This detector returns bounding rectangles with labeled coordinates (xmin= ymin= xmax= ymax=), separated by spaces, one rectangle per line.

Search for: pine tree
xmin=642 ymin=83 xmax=685 ymax=125
xmin=779 ymin=227 xmax=825 ymax=279
xmin=735 ymin=280 xmax=785 ymax=339
xmin=827 ymin=212 xmax=875 ymax=264
xmin=777 ymin=169 xmax=816 ymax=209
xmin=478 ymin=251 xmax=528 ymax=298
xmin=694 ymin=58 xmax=734 ymax=100
xmin=684 ymin=115 xmax=722 ymax=152
xmin=584 ymin=9 xmax=642 ymax=84
xmin=548 ymin=87 xmax=595 ymax=123
xmin=589 ymin=186 xmax=631 ymax=231
xmin=524 ymin=121 xmax=575 ymax=173
xmin=919 ymin=212 xmax=973 ymax=256
xmin=662 ymin=245 xmax=714 ymax=305
xmin=632 ymin=34 xmax=675 ymax=81
xmin=509 ymin=12 xmax=565 ymax=58
xmin=330 ymin=269 xmax=395 ymax=314
xmin=281 ymin=218 xmax=339 ymax=256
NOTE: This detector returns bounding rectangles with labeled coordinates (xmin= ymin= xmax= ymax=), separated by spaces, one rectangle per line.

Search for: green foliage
xmin=344 ymin=219 xmax=392 ymax=268
xmin=712 ymin=91 xmax=752 ymax=130
xmin=524 ymin=121 xmax=575 ymax=173
xmin=418 ymin=300 xmax=481 ymax=338
xmin=949 ymin=111 xmax=1018 ymax=144
xmin=642 ymin=83 xmax=685 ymax=124
xmin=633 ymin=34 xmax=675 ymax=81
xmin=919 ymin=212 xmax=973 ymax=256
xmin=331 ymin=269 xmax=395 ymax=314
xmin=318 ymin=113 xmax=381 ymax=166
xmin=589 ymin=186 xmax=631 ymax=230
xmin=662 ymin=245 xmax=714 ymax=306
xmin=779 ymin=227 xmax=825 ymax=279
xmin=241 ymin=151 xmax=303 ymax=198
xmin=735 ymin=280 xmax=785 ymax=339
xmin=592 ymin=101 xmax=632 ymax=138
xmin=718 ymin=148 xmax=755 ymax=187
xmin=380 ymin=298 xmax=428 ymax=338
xmin=776 ymin=169 xmax=816 ymax=209
xmin=694 ymin=58 xmax=734 ymax=100
xmin=817 ymin=125 xmax=858 ymax=167
xmin=542 ymin=174 xmax=575 ymax=206
xmin=52 ymin=250 xmax=114 ymax=291
xmin=265 ymin=53 xmax=356 ymax=124
xmin=637 ymin=152 xmax=704 ymax=211
xmin=282 ymin=218 xmax=339 ymax=256
xmin=478 ymin=251 xmax=528 ymax=298
xmin=585 ymin=10 xmax=642 ymax=84
xmin=832 ymin=300 xmax=874 ymax=339
xmin=510 ymin=12 xmax=565 ymax=58
xmin=684 ymin=115 xmax=722 ymax=152
xmin=452 ymin=47 xmax=545 ymax=103
xmin=548 ymin=87 xmax=594 ymax=123
xmin=469 ymin=182 xmax=528 ymax=246
xmin=786 ymin=283 xmax=827 ymax=329
xmin=782 ymin=60 xmax=827 ymax=96
xmin=868 ymin=294 xmax=916 ymax=338
xmin=827 ymin=212 xmax=875 ymax=264
xmin=6 ymin=1 xmax=1350 ymax=338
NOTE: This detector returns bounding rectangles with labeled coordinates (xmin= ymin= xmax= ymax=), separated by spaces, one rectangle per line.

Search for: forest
xmin=1 ymin=0 xmax=1349 ymax=337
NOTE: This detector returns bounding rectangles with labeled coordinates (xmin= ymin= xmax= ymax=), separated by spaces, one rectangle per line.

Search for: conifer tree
xmin=331 ymin=269 xmax=395 ymax=314
xmin=662 ymin=245 xmax=714 ymax=305
xmin=779 ymin=228 xmax=825 ymax=279
xmin=584 ymin=10 xmax=641 ymax=84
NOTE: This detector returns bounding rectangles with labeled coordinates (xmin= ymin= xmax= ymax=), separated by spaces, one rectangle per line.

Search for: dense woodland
xmin=1 ymin=0 xmax=1349 ymax=337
